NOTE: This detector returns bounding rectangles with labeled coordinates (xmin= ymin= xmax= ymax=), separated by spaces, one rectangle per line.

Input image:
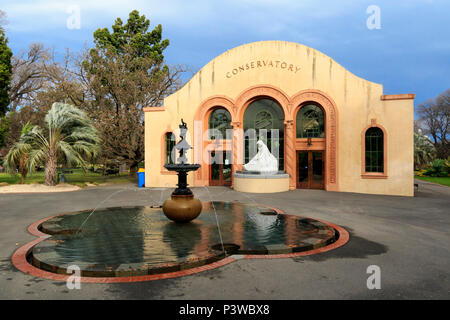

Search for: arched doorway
xmin=208 ymin=107 xmax=232 ymax=186
xmin=243 ymin=98 xmax=285 ymax=171
xmin=290 ymin=89 xmax=338 ymax=191
xmin=295 ymin=103 xmax=325 ymax=189
xmin=193 ymin=96 xmax=235 ymax=187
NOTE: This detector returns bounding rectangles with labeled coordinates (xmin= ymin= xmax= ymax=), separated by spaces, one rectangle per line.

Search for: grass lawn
xmin=0 ymin=169 xmax=137 ymax=187
xmin=415 ymin=175 xmax=450 ymax=187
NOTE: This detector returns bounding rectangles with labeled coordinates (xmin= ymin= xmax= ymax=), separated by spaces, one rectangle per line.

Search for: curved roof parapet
xmin=176 ymin=40 xmax=382 ymax=92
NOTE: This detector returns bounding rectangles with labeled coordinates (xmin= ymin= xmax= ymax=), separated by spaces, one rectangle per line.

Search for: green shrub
xmin=423 ymin=159 xmax=449 ymax=177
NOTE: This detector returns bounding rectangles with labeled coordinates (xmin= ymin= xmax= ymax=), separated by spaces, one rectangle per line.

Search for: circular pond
xmin=29 ymin=202 xmax=339 ymax=277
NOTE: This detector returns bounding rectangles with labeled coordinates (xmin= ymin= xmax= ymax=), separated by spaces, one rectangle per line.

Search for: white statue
xmin=243 ymin=140 xmax=278 ymax=173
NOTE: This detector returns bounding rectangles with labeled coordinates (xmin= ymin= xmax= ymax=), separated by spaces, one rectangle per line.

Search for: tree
xmin=82 ymin=45 xmax=183 ymax=174
xmin=414 ymin=131 xmax=436 ymax=170
xmin=91 ymin=9 xmax=169 ymax=62
xmin=0 ymin=43 xmax=50 ymax=152
xmin=80 ymin=10 xmax=184 ymax=175
xmin=4 ymin=46 xmax=80 ymax=152
xmin=0 ymin=20 xmax=12 ymax=116
xmin=5 ymin=103 xmax=101 ymax=185
xmin=416 ymin=89 xmax=449 ymax=158
xmin=8 ymin=43 xmax=49 ymax=113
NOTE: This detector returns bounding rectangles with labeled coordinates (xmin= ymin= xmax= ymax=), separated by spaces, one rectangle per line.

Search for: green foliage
xmin=0 ymin=113 xmax=11 ymax=148
xmin=422 ymin=159 xmax=449 ymax=177
xmin=444 ymin=157 xmax=450 ymax=176
xmin=0 ymin=170 xmax=137 ymax=186
xmin=20 ymin=121 xmax=33 ymax=135
xmin=83 ymin=10 xmax=172 ymax=111
xmin=4 ymin=103 xmax=102 ymax=185
xmin=91 ymin=9 xmax=169 ymax=62
xmin=0 ymin=27 xmax=12 ymax=116
xmin=414 ymin=132 xmax=436 ymax=169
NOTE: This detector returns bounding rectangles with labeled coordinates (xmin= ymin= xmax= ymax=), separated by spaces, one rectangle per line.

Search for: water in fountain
xmin=76 ymin=185 xmax=160 ymax=233
xmin=202 ymin=186 xmax=226 ymax=257
xmin=32 ymin=200 xmax=341 ymax=277
xmin=77 ymin=188 xmax=128 ymax=233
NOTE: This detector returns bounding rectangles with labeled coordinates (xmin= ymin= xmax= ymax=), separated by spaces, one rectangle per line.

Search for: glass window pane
xmin=296 ymin=104 xmax=325 ymax=138
xmin=312 ymin=152 xmax=323 ymax=184
xmin=298 ymin=152 xmax=308 ymax=182
xmin=211 ymin=163 xmax=220 ymax=180
xmin=209 ymin=108 xmax=231 ymax=140
xmin=365 ymin=127 xmax=384 ymax=172
xmin=223 ymin=166 xmax=231 ymax=181
xmin=210 ymin=152 xmax=220 ymax=180
xmin=165 ymin=132 xmax=175 ymax=164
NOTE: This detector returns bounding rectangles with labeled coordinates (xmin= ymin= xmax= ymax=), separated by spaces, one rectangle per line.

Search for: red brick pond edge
xmin=12 ymin=208 xmax=349 ymax=283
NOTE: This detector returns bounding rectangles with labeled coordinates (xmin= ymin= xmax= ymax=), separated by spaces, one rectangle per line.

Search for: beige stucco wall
xmin=145 ymin=40 xmax=414 ymax=196
xmin=234 ymin=176 xmax=290 ymax=193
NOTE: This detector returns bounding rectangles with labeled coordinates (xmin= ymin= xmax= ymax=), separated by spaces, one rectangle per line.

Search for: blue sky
xmin=1 ymin=0 xmax=449 ymax=105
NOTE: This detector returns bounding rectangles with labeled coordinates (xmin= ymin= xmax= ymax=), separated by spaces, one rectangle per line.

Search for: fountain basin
xmin=26 ymin=202 xmax=340 ymax=277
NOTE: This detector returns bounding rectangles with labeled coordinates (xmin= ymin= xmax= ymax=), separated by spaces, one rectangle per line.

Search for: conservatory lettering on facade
xmin=225 ymin=59 xmax=301 ymax=78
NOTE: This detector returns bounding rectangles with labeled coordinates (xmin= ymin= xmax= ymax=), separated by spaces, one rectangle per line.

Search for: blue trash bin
xmin=138 ymin=169 xmax=145 ymax=187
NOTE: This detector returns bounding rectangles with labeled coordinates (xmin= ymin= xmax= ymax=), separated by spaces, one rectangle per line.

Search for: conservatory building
xmin=144 ymin=41 xmax=415 ymax=196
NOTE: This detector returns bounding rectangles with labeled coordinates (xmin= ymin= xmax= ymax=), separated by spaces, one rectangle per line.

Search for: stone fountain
xmin=162 ymin=119 xmax=202 ymax=223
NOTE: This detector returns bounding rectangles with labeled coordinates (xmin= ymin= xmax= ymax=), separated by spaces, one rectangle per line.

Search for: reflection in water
xmin=162 ymin=222 xmax=202 ymax=259
xmin=33 ymin=202 xmax=336 ymax=274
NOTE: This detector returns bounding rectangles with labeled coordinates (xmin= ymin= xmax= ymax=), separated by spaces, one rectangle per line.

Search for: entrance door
xmin=209 ymin=151 xmax=232 ymax=186
xmin=296 ymin=151 xmax=324 ymax=189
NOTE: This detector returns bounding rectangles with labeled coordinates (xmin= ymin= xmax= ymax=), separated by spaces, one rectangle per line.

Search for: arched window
xmin=243 ymin=98 xmax=284 ymax=170
xmin=209 ymin=108 xmax=231 ymax=140
xmin=296 ymin=104 xmax=324 ymax=138
xmin=365 ymin=127 xmax=384 ymax=173
xmin=165 ymin=132 xmax=176 ymax=164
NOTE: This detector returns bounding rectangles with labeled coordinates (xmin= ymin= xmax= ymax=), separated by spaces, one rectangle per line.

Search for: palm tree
xmin=5 ymin=103 xmax=101 ymax=186
xmin=414 ymin=131 xmax=436 ymax=170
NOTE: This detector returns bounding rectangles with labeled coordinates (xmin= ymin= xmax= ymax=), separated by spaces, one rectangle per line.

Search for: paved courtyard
xmin=0 ymin=180 xmax=449 ymax=299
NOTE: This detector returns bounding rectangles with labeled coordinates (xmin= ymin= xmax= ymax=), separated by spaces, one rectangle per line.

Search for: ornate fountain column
xmin=284 ymin=120 xmax=296 ymax=190
xmin=162 ymin=119 xmax=202 ymax=223
xmin=231 ymin=121 xmax=243 ymax=189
